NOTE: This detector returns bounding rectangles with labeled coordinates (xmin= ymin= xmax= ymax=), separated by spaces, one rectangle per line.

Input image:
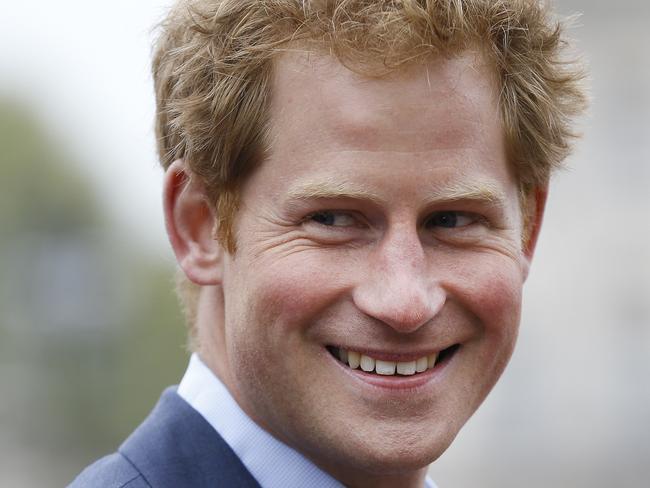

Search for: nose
xmin=352 ymin=228 xmax=445 ymax=333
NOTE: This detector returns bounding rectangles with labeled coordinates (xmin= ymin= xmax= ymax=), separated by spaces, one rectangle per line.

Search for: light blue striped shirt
xmin=178 ymin=354 xmax=437 ymax=488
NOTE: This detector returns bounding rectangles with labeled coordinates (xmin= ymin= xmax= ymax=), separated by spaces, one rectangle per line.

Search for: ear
xmin=163 ymin=159 xmax=222 ymax=285
xmin=521 ymin=186 xmax=548 ymax=281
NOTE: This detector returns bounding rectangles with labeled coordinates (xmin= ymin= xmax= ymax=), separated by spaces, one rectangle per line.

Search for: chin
xmin=371 ymin=429 xmax=456 ymax=471
xmin=307 ymin=419 xmax=460 ymax=483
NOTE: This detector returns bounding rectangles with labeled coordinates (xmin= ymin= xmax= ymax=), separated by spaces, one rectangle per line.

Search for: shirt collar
xmin=177 ymin=353 xmax=437 ymax=488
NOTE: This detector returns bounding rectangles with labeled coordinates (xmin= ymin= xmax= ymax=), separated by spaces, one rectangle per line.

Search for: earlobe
xmin=521 ymin=186 xmax=548 ymax=280
xmin=163 ymin=159 xmax=223 ymax=285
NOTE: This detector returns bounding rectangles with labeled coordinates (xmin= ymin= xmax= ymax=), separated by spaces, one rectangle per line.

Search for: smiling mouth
xmin=327 ymin=345 xmax=460 ymax=377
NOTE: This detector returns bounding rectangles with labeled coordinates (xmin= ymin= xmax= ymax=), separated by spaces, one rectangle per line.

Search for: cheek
xmin=479 ymin=269 xmax=522 ymax=324
xmin=444 ymin=256 xmax=524 ymax=406
xmin=222 ymin=253 xmax=348 ymax=429
xmin=230 ymin=252 xmax=349 ymax=337
xmin=451 ymin=254 xmax=524 ymax=337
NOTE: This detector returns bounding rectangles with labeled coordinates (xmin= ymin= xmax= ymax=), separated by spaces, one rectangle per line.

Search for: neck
xmin=323 ymin=462 xmax=429 ymax=488
xmin=308 ymin=447 xmax=430 ymax=488
xmin=194 ymin=285 xmax=231 ymax=386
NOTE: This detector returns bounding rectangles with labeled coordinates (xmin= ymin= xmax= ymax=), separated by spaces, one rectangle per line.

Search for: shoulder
xmin=68 ymin=387 xmax=261 ymax=488
xmin=68 ymin=452 xmax=150 ymax=488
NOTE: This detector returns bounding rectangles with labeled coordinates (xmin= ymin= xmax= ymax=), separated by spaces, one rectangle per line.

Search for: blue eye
xmin=311 ymin=212 xmax=336 ymax=226
xmin=427 ymin=211 xmax=474 ymax=228
xmin=309 ymin=211 xmax=356 ymax=227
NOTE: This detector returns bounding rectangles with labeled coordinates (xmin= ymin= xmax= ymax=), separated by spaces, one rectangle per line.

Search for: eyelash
xmin=305 ymin=210 xmax=484 ymax=229
xmin=305 ymin=211 xmax=360 ymax=228
xmin=423 ymin=211 xmax=482 ymax=229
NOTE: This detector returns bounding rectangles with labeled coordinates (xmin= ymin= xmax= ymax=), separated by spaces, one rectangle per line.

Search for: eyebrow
xmin=287 ymin=180 xmax=383 ymax=204
xmin=286 ymin=179 xmax=507 ymax=208
xmin=432 ymin=181 xmax=507 ymax=207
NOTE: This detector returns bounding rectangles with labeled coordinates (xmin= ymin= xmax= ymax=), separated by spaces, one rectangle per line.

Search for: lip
xmin=325 ymin=344 xmax=459 ymax=392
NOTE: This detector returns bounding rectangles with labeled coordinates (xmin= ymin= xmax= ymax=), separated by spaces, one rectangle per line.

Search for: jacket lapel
xmin=119 ymin=387 xmax=262 ymax=487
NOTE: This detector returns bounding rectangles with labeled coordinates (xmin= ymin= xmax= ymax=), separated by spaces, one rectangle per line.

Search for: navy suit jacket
xmin=69 ymin=387 xmax=262 ymax=487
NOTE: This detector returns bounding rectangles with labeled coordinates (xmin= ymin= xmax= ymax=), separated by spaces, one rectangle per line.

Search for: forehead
xmin=249 ymin=49 xmax=514 ymax=208
xmin=267 ymin=49 xmax=501 ymax=156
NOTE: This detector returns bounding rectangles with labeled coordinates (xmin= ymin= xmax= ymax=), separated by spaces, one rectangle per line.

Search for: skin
xmin=164 ymin=50 xmax=545 ymax=487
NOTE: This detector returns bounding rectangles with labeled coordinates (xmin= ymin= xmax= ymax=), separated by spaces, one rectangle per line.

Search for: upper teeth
xmin=338 ymin=348 xmax=437 ymax=376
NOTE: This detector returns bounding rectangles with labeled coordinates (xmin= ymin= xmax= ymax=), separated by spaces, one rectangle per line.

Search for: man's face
xmin=215 ymin=51 xmax=530 ymax=480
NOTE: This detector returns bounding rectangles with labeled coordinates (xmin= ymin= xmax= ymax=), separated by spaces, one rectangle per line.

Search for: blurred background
xmin=0 ymin=1 xmax=648 ymax=487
